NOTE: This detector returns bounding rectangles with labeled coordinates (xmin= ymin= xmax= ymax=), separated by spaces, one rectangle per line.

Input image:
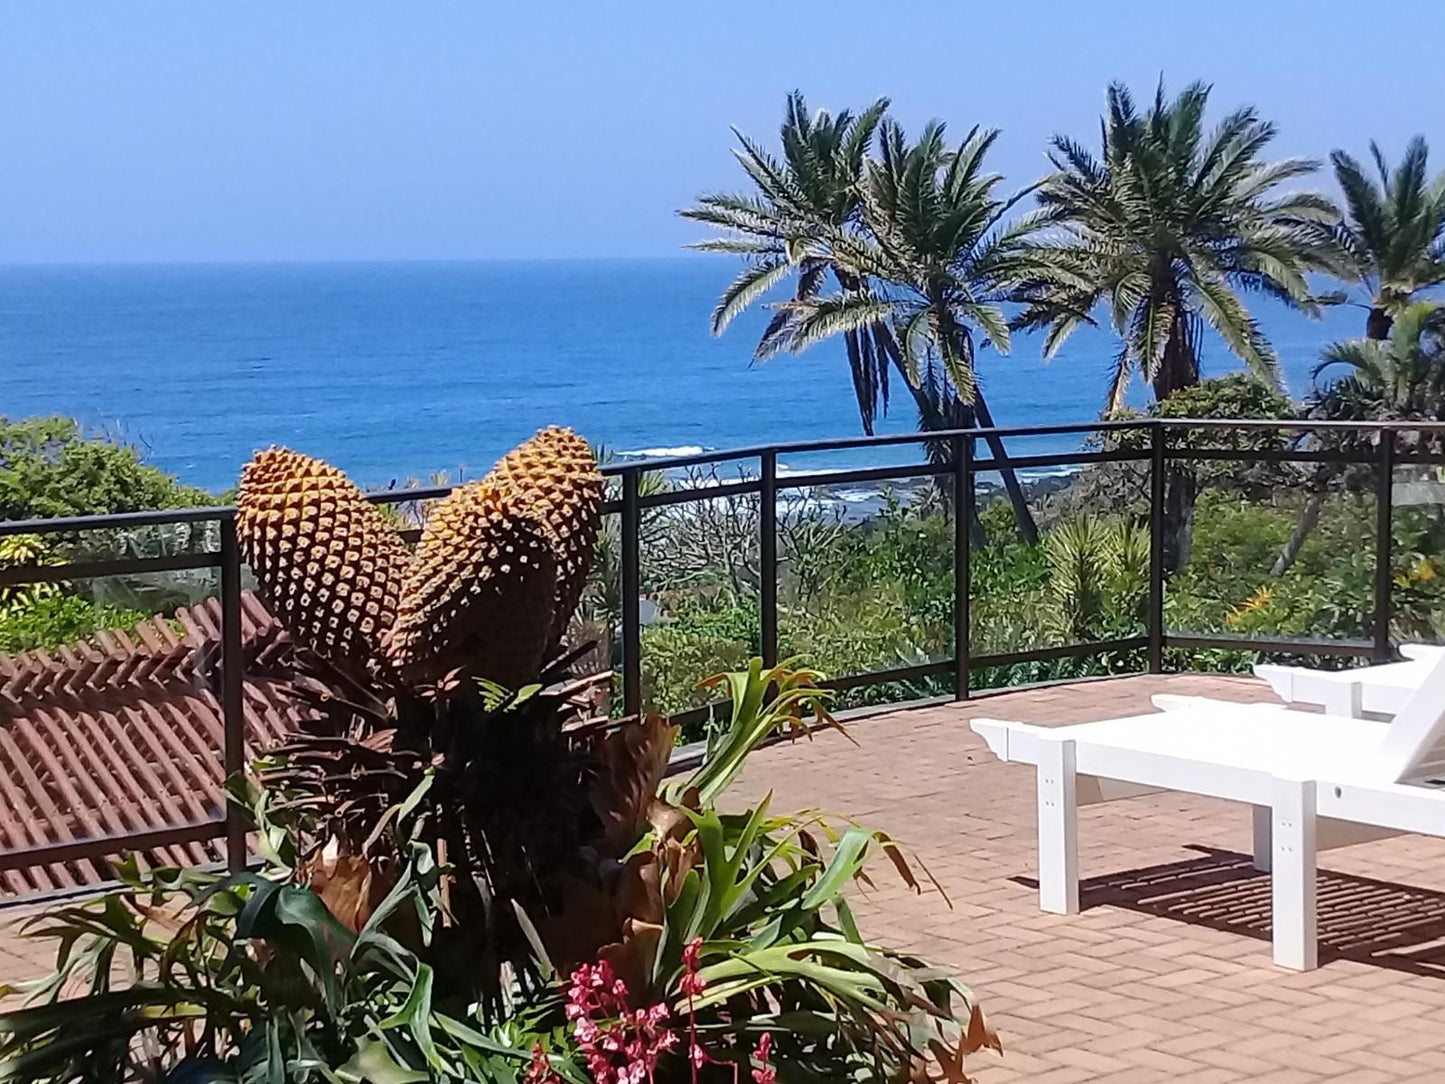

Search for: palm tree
xmin=777 ymin=119 xmax=1044 ymax=540
xmin=679 ymin=92 xmax=894 ymax=432
xmin=1312 ymin=300 xmax=1445 ymax=414
xmin=1331 ymin=137 xmax=1445 ymax=340
xmin=1271 ymin=301 xmax=1445 ymax=576
xmin=1015 ymin=79 xmax=1344 ymax=412
xmin=682 ymin=96 xmax=1042 ymax=541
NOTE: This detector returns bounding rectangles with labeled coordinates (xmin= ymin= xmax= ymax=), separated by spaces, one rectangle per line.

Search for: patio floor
xmin=3 ymin=672 xmax=1445 ymax=1080
xmin=723 ymin=673 xmax=1445 ymax=1083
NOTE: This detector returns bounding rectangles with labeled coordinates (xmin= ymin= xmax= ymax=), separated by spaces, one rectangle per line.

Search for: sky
xmin=2 ymin=1 xmax=1443 ymax=264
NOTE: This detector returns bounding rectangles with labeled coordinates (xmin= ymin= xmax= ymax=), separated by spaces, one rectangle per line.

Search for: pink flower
xmin=751 ymin=1032 xmax=776 ymax=1084
xmin=563 ymin=959 xmax=679 ymax=1084
xmin=679 ymin=937 xmax=707 ymax=998
xmin=525 ymin=1043 xmax=564 ymax=1084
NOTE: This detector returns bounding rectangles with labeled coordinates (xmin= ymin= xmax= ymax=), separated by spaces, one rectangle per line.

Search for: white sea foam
xmin=617 ymin=445 xmax=706 ymax=458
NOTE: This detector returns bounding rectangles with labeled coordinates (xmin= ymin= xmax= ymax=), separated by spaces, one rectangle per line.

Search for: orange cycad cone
xmin=234 ymin=426 xmax=602 ymax=689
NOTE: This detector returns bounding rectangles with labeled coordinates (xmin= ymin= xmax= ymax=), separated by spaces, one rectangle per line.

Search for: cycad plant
xmin=1330 ymin=137 xmax=1445 ymax=339
xmin=0 ymin=430 xmax=998 ymax=1082
xmin=1016 ymin=79 xmax=1343 ymax=410
xmin=1042 ymin=517 xmax=1149 ymax=642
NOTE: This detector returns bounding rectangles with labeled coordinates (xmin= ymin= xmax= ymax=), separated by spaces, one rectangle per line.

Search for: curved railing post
xmin=219 ymin=515 xmax=246 ymax=871
xmin=1373 ymin=430 xmax=1396 ymax=663
xmin=1148 ymin=422 xmax=1166 ymax=673
xmin=621 ymin=468 xmax=642 ymax=717
xmin=760 ymin=451 xmax=778 ymax=669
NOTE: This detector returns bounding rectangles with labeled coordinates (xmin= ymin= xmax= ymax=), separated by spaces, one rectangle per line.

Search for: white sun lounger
xmin=1254 ymin=642 xmax=1445 ymax=717
xmin=970 ymin=656 xmax=1445 ymax=970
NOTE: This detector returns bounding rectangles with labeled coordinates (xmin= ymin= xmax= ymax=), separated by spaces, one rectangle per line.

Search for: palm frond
xmin=710 ymin=258 xmax=793 ymax=336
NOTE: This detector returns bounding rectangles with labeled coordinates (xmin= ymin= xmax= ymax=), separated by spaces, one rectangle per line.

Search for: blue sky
xmin=2 ymin=1 xmax=1441 ymax=263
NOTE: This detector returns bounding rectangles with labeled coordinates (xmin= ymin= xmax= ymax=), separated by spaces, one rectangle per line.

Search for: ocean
xmin=1 ymin=259 xmax=1364 ymax=495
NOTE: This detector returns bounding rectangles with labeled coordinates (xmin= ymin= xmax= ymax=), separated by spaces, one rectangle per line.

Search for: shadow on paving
xmin=1013 ymin=845 xmax=1445 ymax=979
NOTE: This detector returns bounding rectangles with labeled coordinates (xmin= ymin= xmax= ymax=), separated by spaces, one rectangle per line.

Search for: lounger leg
xmin=1252 ymin=805 xmax=1272 ymax=872
xmin=1321 ymin=681 xmax=1362 ymax=719
xmin=1271 ymin=777 xmax=1318 ymax=970
xmin=1037 ymin=738 xmax=1079 ymax=915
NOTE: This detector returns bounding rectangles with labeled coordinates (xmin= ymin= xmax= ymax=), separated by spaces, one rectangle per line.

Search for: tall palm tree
xmin=679 ymin=92 xmax=894 ymax=432
xmin=777 ymin=119 xmax=1044 ymax=540
xmin=1330 ymin=137 xmax=1445 ymax=340
xmin=682 ymin=96 xmax=1041 ymax=541
xmin=1015 ymin=80 xmax=1343 ymax=412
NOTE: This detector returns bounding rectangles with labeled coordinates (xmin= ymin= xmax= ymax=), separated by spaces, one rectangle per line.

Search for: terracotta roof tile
xmin=0 ymin=590 xmax=304 ymax=896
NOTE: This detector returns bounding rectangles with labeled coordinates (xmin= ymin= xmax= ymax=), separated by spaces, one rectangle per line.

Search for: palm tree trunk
xmin=1270 ymin=491 xmax=1323 ymax=576
xmin=971 ymin=392 xmax=1040 ymax=546
xmin=869 ymin=323 xmax=1038 ymax=544
xmin=1155 ymin=320 xmax=1200 ymax=571
xmin=1366 ymin=306 xmax=1392 ymax=341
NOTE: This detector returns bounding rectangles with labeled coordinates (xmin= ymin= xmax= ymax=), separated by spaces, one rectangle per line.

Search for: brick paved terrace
xmin=725 ymin=673 xmax=1445 ymax=1083
xmin=4 ymin=672 xmax=1445 ymax=1081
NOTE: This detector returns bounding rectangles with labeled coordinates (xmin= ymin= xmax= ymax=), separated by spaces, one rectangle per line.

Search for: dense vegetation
xmin=0 ymin=416 xmax=216 ymax=651
xmin=613 ymin=371 xmax=1445 ymax=734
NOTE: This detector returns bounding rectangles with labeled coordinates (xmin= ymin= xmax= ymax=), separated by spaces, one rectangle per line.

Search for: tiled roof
xmin=0 ymin=592 xmax=300 ymax=897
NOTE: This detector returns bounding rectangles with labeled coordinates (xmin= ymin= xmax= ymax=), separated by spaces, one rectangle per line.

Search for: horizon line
xmin=0 ymin=253 xmax=725 ymax=271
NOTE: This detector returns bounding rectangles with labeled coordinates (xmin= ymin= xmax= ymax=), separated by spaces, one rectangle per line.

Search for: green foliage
xmin=1312 ymin=301 xmax=1445 ymax=418
xmin=0 ymin=416 xmax=212 ymax=522
xmin=774 ymin=120 xmax=1038 ymax=405
xmin=0 ymin=533 xmax=152 ymax=653
xmin=680 ymin=92 xmax=899 ymax=433
xmin=1042 ymin=518 xmax=1148 ymax=642
xmin=631 ymin=442 xmax=1445 ymax=715
xmin=0 ymin=593 xmax=153 ymax=654
xmin=1148 ymin=373 xmax=1295 ymax=424
xmin=0 ymin=840 xmax=560 ymax=1083
xmin=641 ymin=603 xmax=758 ymax=716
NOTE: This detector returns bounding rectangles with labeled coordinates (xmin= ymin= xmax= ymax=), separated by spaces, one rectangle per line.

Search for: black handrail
xmin=2 ymin=415 xmax=1443 ymax=879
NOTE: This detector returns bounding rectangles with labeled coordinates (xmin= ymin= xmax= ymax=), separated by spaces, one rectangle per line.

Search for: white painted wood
xmin=1399 ymin=643 xmax=1445 ymax=661
xmin=1272 ymin=777 xmax=1318 ymax=971
xmin=1318 ymin=778 xmax=1445 ymax=835
xmin=969 ymin=719 xmax=1014 ymax=761
xmin=1321 ymin=679 xmax=1363 ymax=719
xmin=1071 ymin=743 xmax=1275 ymax=805
xmin=1037 ymin=738 xmax=1079 ymax=915
xmin=968 ymin=667 xmax=1445 ymax=971
xmin=1252 ymin=805 xmax=1272 ymax=872
xmin=1372 ymin=654 xmax=1445 ymax=782
xmin=1256 ymin=656 xmax=1435 ymax=719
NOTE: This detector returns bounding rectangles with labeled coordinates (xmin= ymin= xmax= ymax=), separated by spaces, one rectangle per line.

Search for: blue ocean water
xmin=1 ymin=259 xmax=1364 ymax=494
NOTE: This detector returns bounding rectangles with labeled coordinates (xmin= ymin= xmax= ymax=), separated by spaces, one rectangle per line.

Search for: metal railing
xmin=3 ymin=416 xmax=1445 ymax=878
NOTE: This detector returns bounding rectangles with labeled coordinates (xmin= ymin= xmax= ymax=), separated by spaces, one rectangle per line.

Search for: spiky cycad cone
xmin=387 ymin=479 xmax=557 ymax=687
xmin=235 ymin=446 xmax=409 ymax=669
xmin=486 ymin=426 xmax=604 ymax=647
